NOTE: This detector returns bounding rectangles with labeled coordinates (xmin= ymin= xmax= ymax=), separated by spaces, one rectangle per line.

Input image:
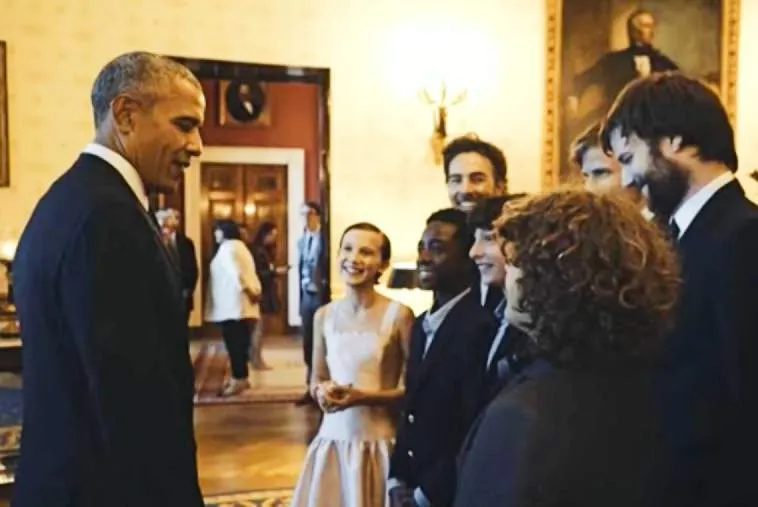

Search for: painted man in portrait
xmin=567 ymin=8 xmax=679 ymax=122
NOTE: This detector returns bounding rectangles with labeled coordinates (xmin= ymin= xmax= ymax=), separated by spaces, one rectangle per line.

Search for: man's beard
xmin=635 ymin=154 xmax=690 ymax=220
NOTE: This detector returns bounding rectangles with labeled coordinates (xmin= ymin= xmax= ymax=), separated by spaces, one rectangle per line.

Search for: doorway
xmin=201 ymin=162 xmax=289 ymax=337
xmin=161 ymin=56 xmax=331 ymax=336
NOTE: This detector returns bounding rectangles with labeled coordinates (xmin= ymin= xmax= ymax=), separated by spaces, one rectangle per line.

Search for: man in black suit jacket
xmin=157 ymin=208 xmax=199 ymax=322
xmin=12 ymin=52 xmax=206 ymax=507
xmin=389 ymin=208 xmax=495 ymax=507
xmin=601 ymin=72 xmax=758 ymax=506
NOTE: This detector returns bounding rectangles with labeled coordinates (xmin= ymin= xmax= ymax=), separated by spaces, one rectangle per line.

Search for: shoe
xmin=218 ymin=378 xmax=250 ymax=397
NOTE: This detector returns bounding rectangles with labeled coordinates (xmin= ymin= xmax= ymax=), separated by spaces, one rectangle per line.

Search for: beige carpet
xmin=191 ymin=338 xmax=306 ymax=405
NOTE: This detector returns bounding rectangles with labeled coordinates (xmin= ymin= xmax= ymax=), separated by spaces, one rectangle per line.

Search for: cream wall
xmin=0 ymin=0 xmax=757 ymax=292
xmin=0 ymin=0 xmax=543 ymax=266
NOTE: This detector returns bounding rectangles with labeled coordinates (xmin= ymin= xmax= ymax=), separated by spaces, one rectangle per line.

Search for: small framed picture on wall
xmin=218 ymin=79 xmax=272 ymax=128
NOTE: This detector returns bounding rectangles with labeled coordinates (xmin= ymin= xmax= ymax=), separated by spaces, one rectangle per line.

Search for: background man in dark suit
xmin=296 ymin=201 xmax=327 ymax=405
xmin=601 ymin=71 xmax=758 ymax=506
xmin=441 ymin=135 xmax=509 ymax=314
xmin=12 ymin=51 xmax=206 ymax=507
xmin=389 ymin=208 xmax=494 ymax=507
xmin=156 ymin=208 xmax=199 ymax=324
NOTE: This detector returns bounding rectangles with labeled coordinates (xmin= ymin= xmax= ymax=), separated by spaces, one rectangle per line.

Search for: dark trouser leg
xmin=221 ymin=319 xmax=252 ymax=380
xmin=300 ymin=293 xmax=319 ymax=386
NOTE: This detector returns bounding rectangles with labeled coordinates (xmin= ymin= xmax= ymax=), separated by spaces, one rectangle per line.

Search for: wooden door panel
xmin=200 ymin=163 xmax=289 ymax=337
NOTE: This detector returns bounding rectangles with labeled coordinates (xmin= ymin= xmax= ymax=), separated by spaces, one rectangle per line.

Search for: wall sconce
xmin=419 ymin=82 xmax=467 ymax=165
xmin=243 ymin=202 xmax=257 ymax=217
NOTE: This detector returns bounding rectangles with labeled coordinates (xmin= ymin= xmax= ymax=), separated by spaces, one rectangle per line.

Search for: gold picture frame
xmin=0 ymin=41 xmax=9 ymax=187
xmin=542 ymin=0 xmax=740 ymax=189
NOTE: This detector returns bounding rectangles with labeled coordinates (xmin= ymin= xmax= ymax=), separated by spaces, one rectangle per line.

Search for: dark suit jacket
xmin=389 ymin=290 xmax=494 ymax=506
xmin=297 ymin=231 xmax=328 ymax=309
xmin=657 ymin=180 xmax=758 ymax=506
xmin=454 ymin=365 xmax=665 ymax=507
xmin=481 ymin=325 xmax=533 ymax=404
xmin=572 ymin=46 xmax=678 ymax=121
xmin=470 ymin=281 xmax=502 ymax=315
xmin=175 ymin=232 xmax=198 ymax=314
xmin=252 ymin=245 xmax=280 ymax=314
xmin=12 ymin=154 xmax=203 ymax=507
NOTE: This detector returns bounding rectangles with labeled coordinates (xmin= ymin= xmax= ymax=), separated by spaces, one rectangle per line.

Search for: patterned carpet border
xmin=0 ymin=383 xmax=22 ymax=454
xmin=192 ymin=342 xmax=304 ymax=406
xmin=0 ymin=425 xmax=21 ymax=453
xmin=204 ymin=488 xmax=292 ymax=506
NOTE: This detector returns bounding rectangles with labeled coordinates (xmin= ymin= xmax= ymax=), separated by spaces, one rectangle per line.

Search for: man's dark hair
xmin=304 ymin=201 xmax=322 ymax=216
xmin=600 ymin=72 xmax=738 ymax=172
xmin=442 ymin=134 xmax=508 ymax=187
xmin=468 ymin=194 xmax=528 ymax=231
xmin=570 ymin=122 xmax=602 ymax=167
xmin=426 ymin=208 xmax=474 ymax=255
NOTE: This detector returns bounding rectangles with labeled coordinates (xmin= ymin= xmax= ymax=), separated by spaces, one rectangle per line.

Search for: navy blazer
xmin=656 ymin=180 xmax=758 ymax=506
xmin=12 ymin=154 xmax=203 ymax=507
xmin=389 ymin=290 xmax=495 ymax=506
xmin=455 ymin=364 xmax=664 ymax=507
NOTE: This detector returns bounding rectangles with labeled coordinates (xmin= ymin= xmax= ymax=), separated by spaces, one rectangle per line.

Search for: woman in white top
xmin=291 ymin=222 xmax=414 ymax=507
xmin=204 ymin=219 xmax=261 ymax=397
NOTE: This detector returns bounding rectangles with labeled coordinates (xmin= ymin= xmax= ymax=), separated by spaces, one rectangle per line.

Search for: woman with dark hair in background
xmin=454 ymin=189 xmax=680 ymax=507
xmin=291 ymin=222 xmax=415 ymax=507
xmin=204 ymin=219 xmax=262 ymax=397
xmin=248 ymin=221 xmax=288 ymax=370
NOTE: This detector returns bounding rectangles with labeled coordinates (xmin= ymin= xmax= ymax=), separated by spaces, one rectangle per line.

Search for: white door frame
xmin=184 ymin=146 xmax=306 ymax=327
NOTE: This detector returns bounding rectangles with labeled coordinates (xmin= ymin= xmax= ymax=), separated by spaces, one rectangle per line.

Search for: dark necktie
xmin=306 ymin=234 xmax=313 ymax=254
xmin=483 ymin=286 xmax=502 ymax=314
xmin=669 ymin=219 xmax=681 ymax=242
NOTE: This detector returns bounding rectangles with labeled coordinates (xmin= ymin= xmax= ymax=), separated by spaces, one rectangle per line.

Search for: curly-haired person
xmin=454 ymin=188 xmax=679 ymax=507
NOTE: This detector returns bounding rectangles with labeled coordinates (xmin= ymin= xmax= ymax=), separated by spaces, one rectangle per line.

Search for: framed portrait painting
xmin=542 ymin=0 xmax=740 ymax=188
xmin=0 ymin=41 xmax=8 ymax=187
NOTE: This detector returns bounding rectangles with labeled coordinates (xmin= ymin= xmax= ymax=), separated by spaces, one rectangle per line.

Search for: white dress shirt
xmin=670 ymin=172 xmax=734 ymax=240
xmin=82 ymin=143 xmax=148 ymax=210
xmin=486 ymin=299 xmax=509 ymax=368
xmin=421 ymin=288 xmax=471 ymax=357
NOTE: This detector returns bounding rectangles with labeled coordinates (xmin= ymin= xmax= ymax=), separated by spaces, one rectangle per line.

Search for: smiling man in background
xmin=441 ymin=134 xmax=508 ymax=313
